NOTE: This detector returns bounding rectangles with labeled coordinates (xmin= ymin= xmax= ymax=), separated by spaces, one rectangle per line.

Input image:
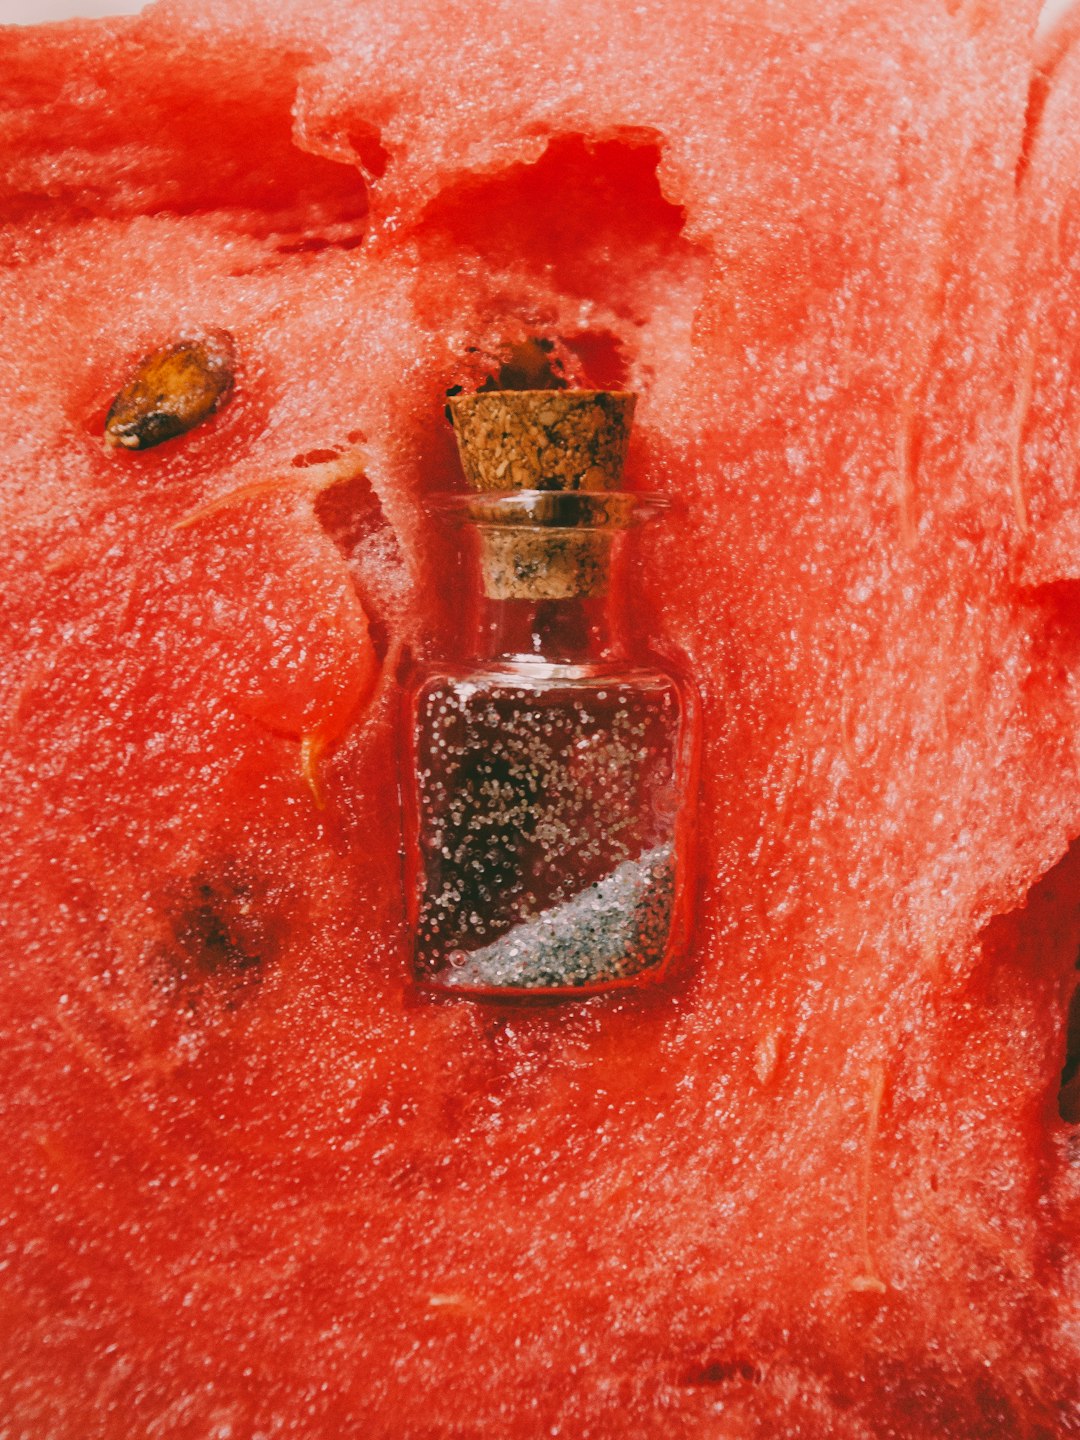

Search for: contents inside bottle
xmin=413 ymin=674 xmax=680 ymax=991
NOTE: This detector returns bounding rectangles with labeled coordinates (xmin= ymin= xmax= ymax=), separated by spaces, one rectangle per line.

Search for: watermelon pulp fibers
xmin=2 ymin=1 xmax=1080 ymax=1435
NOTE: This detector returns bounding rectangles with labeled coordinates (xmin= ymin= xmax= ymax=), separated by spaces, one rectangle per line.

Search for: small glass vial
xmin=402 ymin=390 xmax=697 ymax=997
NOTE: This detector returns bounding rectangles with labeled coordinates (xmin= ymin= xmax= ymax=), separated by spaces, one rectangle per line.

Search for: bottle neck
xmin=440 ymin=490 xmax=670 ymax=670
xmin=472 ymin=592 xmax=623 ymax=667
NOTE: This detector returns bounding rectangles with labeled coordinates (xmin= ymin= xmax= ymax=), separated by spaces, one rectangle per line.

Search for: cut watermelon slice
xmin=2 ymin=1 xmax=1080 ymax=1435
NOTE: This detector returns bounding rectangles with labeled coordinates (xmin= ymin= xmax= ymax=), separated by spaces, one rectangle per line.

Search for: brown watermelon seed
xmin=104 ymin=332 xmax=236 ymax=451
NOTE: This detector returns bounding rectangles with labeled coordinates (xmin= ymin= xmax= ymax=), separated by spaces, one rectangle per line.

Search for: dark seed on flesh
xmin=104 ymin=332 xmax=236 ymax=451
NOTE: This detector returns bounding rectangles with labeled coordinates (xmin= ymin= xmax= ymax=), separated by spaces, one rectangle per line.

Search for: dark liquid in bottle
xmin=412 ymin=670 xmax=681 ymax=991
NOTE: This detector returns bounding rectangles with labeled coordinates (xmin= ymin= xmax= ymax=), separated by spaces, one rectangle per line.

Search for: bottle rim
xmin=426 ymin=489 xmax=673 ymax=532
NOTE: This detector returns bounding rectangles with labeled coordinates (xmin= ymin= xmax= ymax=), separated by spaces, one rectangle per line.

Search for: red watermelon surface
xmin=2 ymin=1 xmax=1080 ymax=1435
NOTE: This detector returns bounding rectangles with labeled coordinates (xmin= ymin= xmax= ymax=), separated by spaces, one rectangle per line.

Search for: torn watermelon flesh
xmin=1 ymin=1 xmax=1079 ymax=1436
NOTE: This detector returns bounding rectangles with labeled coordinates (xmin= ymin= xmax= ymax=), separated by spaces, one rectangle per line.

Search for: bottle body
xmin=404 ymin=652 xmax=696 ymax=996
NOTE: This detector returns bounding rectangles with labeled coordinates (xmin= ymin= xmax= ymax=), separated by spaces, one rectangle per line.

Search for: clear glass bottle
xmin=402 ymin=390 xmax=698 ymax=997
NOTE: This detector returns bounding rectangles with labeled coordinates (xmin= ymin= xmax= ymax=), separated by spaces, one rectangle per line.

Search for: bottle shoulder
xmin=408 ymin=656 xmax=687 ymax=699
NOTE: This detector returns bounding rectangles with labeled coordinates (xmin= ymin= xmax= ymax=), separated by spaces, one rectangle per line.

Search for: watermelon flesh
xmin=2 ymin=0 xmax=1080 ymax=1434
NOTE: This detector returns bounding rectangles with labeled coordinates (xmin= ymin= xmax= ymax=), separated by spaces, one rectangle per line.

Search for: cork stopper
xmin=448 ymin=390 xmax=637 ymax=600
